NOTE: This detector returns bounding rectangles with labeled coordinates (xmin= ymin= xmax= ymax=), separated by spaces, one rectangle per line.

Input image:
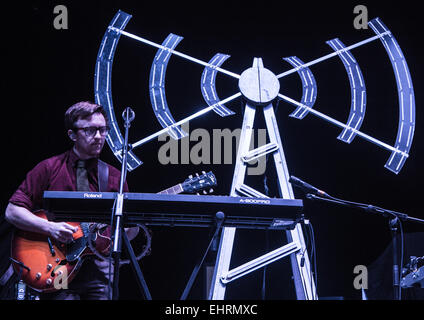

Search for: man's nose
xmin=94 ymin=128 xmax=103 ymax=138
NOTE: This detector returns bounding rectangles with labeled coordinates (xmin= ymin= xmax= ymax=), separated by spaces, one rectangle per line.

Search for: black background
xmin=2 ymin=0 xmax=423 ymax=300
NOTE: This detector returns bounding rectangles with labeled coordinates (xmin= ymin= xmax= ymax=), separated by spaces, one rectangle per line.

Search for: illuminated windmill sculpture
xmin=94 ymin=11 xmax=416 ymax=300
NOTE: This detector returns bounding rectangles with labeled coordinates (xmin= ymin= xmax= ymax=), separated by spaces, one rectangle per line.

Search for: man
xmin=5 ymin=101 xmax=137 ymax=299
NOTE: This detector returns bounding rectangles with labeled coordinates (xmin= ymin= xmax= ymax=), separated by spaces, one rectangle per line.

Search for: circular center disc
xmin=238 ymin=67 xmax=280 ymax=105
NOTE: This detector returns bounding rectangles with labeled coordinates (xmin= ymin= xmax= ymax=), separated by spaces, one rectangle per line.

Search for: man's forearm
xmin=5 ymin=203 xmax=53 ymax=236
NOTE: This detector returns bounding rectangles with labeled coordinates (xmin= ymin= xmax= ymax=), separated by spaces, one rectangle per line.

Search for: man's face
xmin=69 ymin=113 xmax=107 ymax=159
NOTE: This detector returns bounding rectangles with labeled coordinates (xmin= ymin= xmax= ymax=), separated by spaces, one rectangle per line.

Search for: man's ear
xmin=68 ymin=129 xmax=77 ymax=142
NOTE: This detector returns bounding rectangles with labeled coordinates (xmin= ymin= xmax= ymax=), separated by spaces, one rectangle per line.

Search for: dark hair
xmin=65 ymin=101 xmax=109 ymax=131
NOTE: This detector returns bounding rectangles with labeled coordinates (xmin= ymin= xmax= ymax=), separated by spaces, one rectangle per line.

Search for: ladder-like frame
xmin=208 ymin=101 xmax=317 ymax=300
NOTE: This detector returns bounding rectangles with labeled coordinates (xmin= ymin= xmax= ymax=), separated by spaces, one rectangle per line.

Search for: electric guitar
xmin=11 ymin=171 xmax=217 ymax=293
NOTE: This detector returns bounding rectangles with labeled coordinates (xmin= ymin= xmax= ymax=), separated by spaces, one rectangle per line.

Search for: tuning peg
xmin=196 ymin=173 xmax=199 ymax=177
xmin=202 ymin=170 xmax=206 ymax=175
xmin=203 ymin=190 xmax=207 ymax=194
xmin=189 ymin=175 xmax=193 ymax=179
xmin=209 ymin=188 xmax=214 ymax=193
xmin=196 ymin=192 xmax=200 ymax=195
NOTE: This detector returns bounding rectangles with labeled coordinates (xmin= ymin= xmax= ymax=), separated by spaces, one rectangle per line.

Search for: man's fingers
xmin=59 ymin=224 xmax=77 ymax=243
xmin=63 ymin=223 xmax=78 ymax=233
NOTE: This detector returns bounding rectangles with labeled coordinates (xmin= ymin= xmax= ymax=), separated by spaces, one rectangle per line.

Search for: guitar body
xmin=11 ymin=211 xmax=110 ymax=293
xmin=10 ymin=171 xmax=216 ymax=293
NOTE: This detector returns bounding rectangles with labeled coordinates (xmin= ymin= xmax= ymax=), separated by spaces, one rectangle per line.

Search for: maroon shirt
xmin=9 ymin=149 xmax=128 ymax=212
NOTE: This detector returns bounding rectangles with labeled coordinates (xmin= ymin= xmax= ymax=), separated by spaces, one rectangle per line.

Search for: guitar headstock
xmin=182 ymin=171 xmax=217 ymax=194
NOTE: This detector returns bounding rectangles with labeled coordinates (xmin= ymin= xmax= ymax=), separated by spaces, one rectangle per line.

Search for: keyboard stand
xmin=180 ymin=211 xmax=225 ymax=300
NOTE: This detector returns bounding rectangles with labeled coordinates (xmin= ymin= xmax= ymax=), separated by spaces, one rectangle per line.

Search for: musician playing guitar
xmin=5 ymin=101 xmax=139 ymax=300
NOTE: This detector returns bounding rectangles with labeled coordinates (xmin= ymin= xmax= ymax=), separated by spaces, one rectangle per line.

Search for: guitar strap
xmin=97 ymin=160 xmax=109 ymax=192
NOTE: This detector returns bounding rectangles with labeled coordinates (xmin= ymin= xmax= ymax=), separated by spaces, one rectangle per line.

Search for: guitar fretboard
xmin=158 ymin=184 xmax=183 ymax=195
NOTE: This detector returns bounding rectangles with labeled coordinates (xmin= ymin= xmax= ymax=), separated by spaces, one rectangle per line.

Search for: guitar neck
xmin=158 ymin=184 xmax=184 ymax=195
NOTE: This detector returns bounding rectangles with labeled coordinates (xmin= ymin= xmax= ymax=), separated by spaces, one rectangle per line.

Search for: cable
xmin=395 ymin=215 xmax=404 ymax=300
xmin=302 ymin=220 xmax=317 ymax=300
xmin=296 ymin=220 xmax=317 ymax=300
xmin=261 ymin=230 xmax=269 ymax=300
xmin=107 ymin=197 xmax=117 ymax=300
xmin=308 ymin=221 xmax=318 ymax=299
xmin=260 ymin=154 xmax=272 ymax=300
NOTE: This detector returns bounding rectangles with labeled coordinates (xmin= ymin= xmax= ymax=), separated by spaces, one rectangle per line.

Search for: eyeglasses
xmin=74 ymin=126 xmax=110 ymax=137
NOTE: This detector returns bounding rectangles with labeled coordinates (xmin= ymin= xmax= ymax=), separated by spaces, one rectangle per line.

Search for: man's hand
xmin=48 ymin=222 xmax=78 ymax=243
xmin=5 ymin=203 xmax=78 ymax=243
